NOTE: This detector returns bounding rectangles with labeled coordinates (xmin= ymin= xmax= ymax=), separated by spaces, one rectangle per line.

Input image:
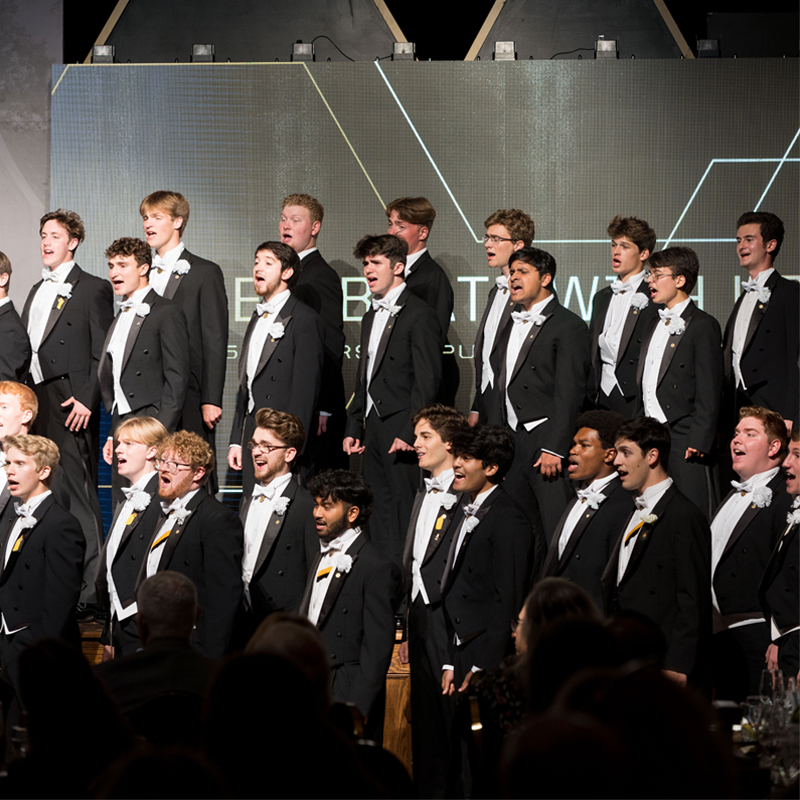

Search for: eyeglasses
xmin=645 ymin=270 xmax=675 ymax=282
xmin=154 ymin=458 xmax=192 ymax=474
xmin=482 ymin=234 xmax=515 ymax=246
xmin=247 ymin=441 xmax=288 ymax=454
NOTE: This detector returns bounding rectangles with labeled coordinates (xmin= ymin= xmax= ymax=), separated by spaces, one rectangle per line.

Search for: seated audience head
xmin=784 ymin=425 xmax=800 ymax=497
xmin=114 ymin=415 xmax=167 ymax=484
xmin=412 ymin=404 xmax=468 ymax=476
xmin=105 ymin=237 xmax=152 ymax=298
xmin=605 ymin=609 xmax=668 ymax=669
xmin=3 ymin=434 xmax=59 ymax=500
xmin=607 ymin=215 xmax=656 ymax=280
xmin=731 ymin=406 xmax=788 ymax=481
xmin=736 ymin=210 xmax=784 ymax=269
xmin=508 ymin=247 xmax=556 ymax=309
xmin=140 ymin=190 xmax=190 ymax=247
xmin=39 ymin=208 xmax=85 ymax=267
xmin=386 ymin=196 xmax=436 ymax=255
xmin=451 ymin=425 xmax=515 ymax=498
xmin=156 ymin=430 xmax=214 ymax=499
xmin=354 ymin=234 xmax=407 ymax=300
xmin=0 ymin=250 xmax=12 ymax=297
xmin=0 ymin=381 xmax=38 ymax=438
xmin=253 ymin=240 xmax=300 ymax=297
xmin=568 ymin=410 xmax=625 ymax=483
xmin=246 ymin=612 xmax=331 ymax=710
xmin=280 ymin=193 xmax=324 ymax=253
xmin=646 ymin=246 xmax=699 ymax=307
xmin=250 ymin=407 xmax=305 ymax=485
xmin=136 ymin=570 xmax=200 ymax=645
xmin=614 ymin=417 xmax=671 ymax=494
xmin=307 ymin=469 xmax=373 ymax=542
xmin=483 ymin=209 xmax=535 ymax=271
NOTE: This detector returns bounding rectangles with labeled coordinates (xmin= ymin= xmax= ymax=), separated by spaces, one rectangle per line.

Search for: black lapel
xmin=370 ymin=287 xmax=410 ymax=380
xmin=1 ymin=494 xmax=56 ymax=582
xmin=423 ymin=493 xmax=461 ymax=564
xmin=316 ymin=532 xmax=368 ymax=628
xmin=742 ymin=270 xmax=780 ymax=355
xmin=162 ymin=250 xmax=193 ymax=300
xmin=508 ymin=306 xmax=555 ymax=384
xmin=120 ymin=289 xmax=158 ymax=371
xmin=542 ymin=498 xmax=576 ymax=577
xmin=299 ymin=551 xmax=323 ymax=616
xmin=617 ymin=284 xmax=650 ymax=366
xmin=98 ymin=311 xmax=122 ymax=409
xmin=358 ymin=309 xmax=375 ymax=389
xmin=619 ymin=485 xmax=677 ymax=583
xmin=111 ymin=473 xmax=159 ymax=566
xmin=40 ymin=264 xmax=83 ymax=345
xmin=655 ymin=302 xmax=694 ymax=387
xmin=720 ymin=472 xmax=784 ymax=561
xmin=253 ymin=480 xmax=299 ymax=577
xmin=401 ymin=490 xmax=427 ymax=574
xmin=590 ymin=287 xmax=612 ymax=371
xmin=559 ymin=477 xmax=623 ymax=568
xmin=155 ymin=491 xmax=206 ymax=571
xmin=238 ymin=312 xmax=259 ymax=389
xmin=474 ymin=284 xmax=496 ymax=359
xmin=254 ymin=296 xmax=295 ymax=379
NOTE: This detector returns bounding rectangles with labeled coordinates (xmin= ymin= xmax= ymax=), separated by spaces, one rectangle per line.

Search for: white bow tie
xmin=41 ymin=269 xmax=61 ymax=283
xmin=741 ymin=278 xmax=760 ymax=293
xmin=320 ymin=537 xmax=347 ymax=555
xmin=658 ymin=309 xmax=679 ymax=322
xmin=117 ymin=298 xmax=136 ymax=311
xmin=151 ymin=256 xmax=168 ymax=273
xmin=634 ymin=495 xmax=648 ymax=510
xmin=731 ymin=479 xmax=753 ymax=494
xmin=464 ymin=502 xmax=480 ymax=517
xmin=372 ymin=297 xmax=394 ymax=312
xmin=424 ymin=476 xmax=446 ymax=493
xmin=611 ymin=281 xmax=634 ymax=295
xmin=495 ymin=275 xmax=509 ymax=291
xmin=511 ymin=309 xmax=545 ymax=326
xmin=256 ymin=300 xmax=280 ymax=317
xmin=253 ymin=484 xmax=276 ymax=502
xmin=121 ymin=486 xmax=139 ymax=500
xmin=160 ymin=498 xmax=187 ymax=516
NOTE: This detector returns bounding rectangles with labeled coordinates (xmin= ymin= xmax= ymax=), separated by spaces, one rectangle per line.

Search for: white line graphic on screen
xmin=754 ymin=128 xmax=800 ymax=211
xmin=374 ymin=61 xmax=481 ymax=242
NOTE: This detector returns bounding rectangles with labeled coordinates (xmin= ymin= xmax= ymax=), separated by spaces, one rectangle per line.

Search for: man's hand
xmin=61 ymin=396 xmax=91 ymax=431
xmin=388 ymin=438 xmax=414 ymax=454
xmin=317 ymin=414 xmax=329 ymax=436
xmin=663 ymin=669 xmax=687 ymax=687
xmin=102 ymin=438 xmax=114 ymax=466
xmin=102 ymin=645 xmax=115 ymax=662
xmin=766 ymin=643 xmax=779 ymax=671
xmin=785 ymin=420 xmax=794 ymax=435
xmin=398 ymin=641 xmax=409 ymax=664
xmin=442 ymin=669 xmax=455 ymax=696
xmin=685 ymin=447 xmax=705 ymax=461
xmin=534 ymin=452 xmax=562 ymax=479
xmin=343 ymin=437 xmax=365 ymax=455
xmin=228 ymin=445 xmax=243 ymax=471
xmin=468 ymin=412 xmax=479 ymax=428
xmin=458 ymin=671 xmax=474 ymax=693
xmin=201 ymin=404 xmax=222 ymax=429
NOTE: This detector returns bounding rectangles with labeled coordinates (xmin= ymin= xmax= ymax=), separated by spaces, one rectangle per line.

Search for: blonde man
xmin=0 ymin=435 xmax=84 ymax=719
xmin=96 ymin=416 xmax=168 ymax=657
xmin=143 ymin=431 xmax=243 ymax=657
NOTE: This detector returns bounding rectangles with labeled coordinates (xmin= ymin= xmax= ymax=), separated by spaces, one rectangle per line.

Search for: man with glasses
xmin=469 ymin=210 xmax=535 ymax=427
xmin=143 ymin=430 xmax=243 ymax=657
xmin=635 ymin=247 xmax=723 ymax=518
xmin=235 ymin=408 xmax=317 ymax=646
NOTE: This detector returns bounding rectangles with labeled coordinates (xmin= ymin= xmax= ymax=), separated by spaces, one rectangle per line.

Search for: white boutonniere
xmin=136 ymin=303 xmax=151 ymax=318
xmin=174 ymin=259 xmax=191 ymax=276
xmin=630 ymin=293 xmax=649 ymax=310
xmin=19 ymin=514 xmax=37 ymax=530
xmin=332 ymin=552 xmax=353 ymax=574
xmin=464 ymin=515 xmax=480 ymax=533
xmin=756 ymin=286 xmax=771 ymax=304
xmin=751 ymin=485 xmax=772 ymax=509
xmin=438 ymin=493 xmax=458 ymax=511
xmin=172 ymin=508 xmax=191 ymax=525
xmin=641 ymin=513 xmax=658 ymax=525
xmin=787 ymin=508 xmax=800 ymax=527
xmin=130 ymin=491 xmax=151 ymax=512
xmin=531 ymin=313 xmax=547 ymax=326
xmin=270 ymin=321 xmax=285 ymax=339
xmin=666 ymin=317 xmax=686 ymax=336
xmin=388 ymin=304 xmax=403 ymax=317
xmin=56 ymin=283 xmax=73 ymax=299
xmin=578 ymin=488 xmax=607 ymax=510
xmin=273 ymin=496 xmax=290 ymax=516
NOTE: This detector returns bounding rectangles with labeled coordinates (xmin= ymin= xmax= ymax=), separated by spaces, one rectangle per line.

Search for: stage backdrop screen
xmin=49 ymin=59 xmax=798 ymax=490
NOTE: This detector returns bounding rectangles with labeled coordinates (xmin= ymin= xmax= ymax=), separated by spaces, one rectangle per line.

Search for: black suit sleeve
xmin=198 ymin=260 xmax=228 ymax=408
xmin=404 ymin=304 xmax=443 ymax=443
xmin=43 ymin=509 xmax=86 ymax=640
xmin=0 ymin=306 xmax=31 ymax=381
xmin=687 ymin=314 xmax=723 ymax=455
xmin=75 ymin=280 xmax=114 ymax=410
xmin=155 ymin=303 xmax=191 ymax=433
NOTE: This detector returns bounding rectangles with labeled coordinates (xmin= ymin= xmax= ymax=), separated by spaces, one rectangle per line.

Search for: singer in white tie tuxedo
xmin=343 ymin=235 xmax=441 ymax=566
xmin=635 ymin=247 xmax=723 ymax=519
xmin=21 ymin=210 xmax=113 ymax=607
xmin=723 ymin=211 xmax=798 ymax=425
xmin=228 ymin=241 xmax=325 ymax=496
xmin=589 ymin=216 xmax=658 ymax=417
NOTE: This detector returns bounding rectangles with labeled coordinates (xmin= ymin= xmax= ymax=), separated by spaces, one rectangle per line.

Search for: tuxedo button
xmin=266 ymin=395 xmax=271 ymax=399
xmin=271 ymin=376 xmax=276 ymax=381
xmin=672 ymin=384 xmax=677 ymax=389
xmin=285 ymin=545 xmax=291 ymax=550
xmin=13 ymin=606 xmax=18 ymax=611
xmin=342 ymin=608 xmax=348 ymax=614
xmin=50 ymin=359 xmax=56 ymax=363
xmin=530 ymin=366 xmax=536 ymax=371
xmin=575 ymin=554 xmax=580 ymax=560
xmin=336 ymin=632 xmax=342 ymax=638
xmin=437 ymin=579 xmax=441 ymax=584
xmin=67 ymin=321 xmax=72 ymax=326
xmin=129 ymin=393 xmax=134 ymax=398
xmin=278 ymin=570 xmax=284 ymax=576
xmin=277 ymin=358 xmax=282 ymax=363
xmin=136 ymin=371 xmax=141 ymax=377
xmin=649 ymin=590 xmax=655 ymax=595
xmin=184 ymin=560 xmax=190 ymax=566
xmin=523 ymin=385 xmax=528 ymax=390
xmin=377 ymin=400 xmax=382 ymax=404
xmin=462 ymin=593 xmax=467 ymax=599
xmin=742 ymin=548 xmax=748 ymax=554
xmin=331 ymin=653 xmax=336 ymax=660
xmin=18 ymin=585 xmax=23 ymax=590
xmin=131 ymin=554 xmax=136 ymax=560
xmin=515 ymin=405 xmax=521 ymax=410
xmin=60 ymin=340 xmax=65 ymax=345
xmin=143 ymin=350 xmax=149 ymax=355
xmin=455 ymin=617 xmax=460 ymax=624
xmin=731 ymin=572 xmax=737 ymax=578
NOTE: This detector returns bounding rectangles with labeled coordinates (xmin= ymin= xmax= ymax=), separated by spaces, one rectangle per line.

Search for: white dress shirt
xmin=598 ymin=271 xmax=647 ymax=396
xmin=771 ymin=497 xmax=800 ymax=640
xmin=246 ymin=289 xmax=291 ymax=413
xmin=732 ymin=268 xmax=774 ymax=390
xmin=0 ymin=297 xmax=10 ymax=311
xmin=479 ymin=277 xmax=511 ymax=396
xmin=105 ymin=470 xmax=156 ymax=621
xmin=307 ymin=527 xmax=361 ymax=626
xmin=148 ymin=242 xmax=186 ymax=296
xmin=2 ymin=490 xmax=52 ymax=634
xmin=504 ymin=295 xmax=554 ymax=432
xmin=558 ymin=472 xmax=618 ymax=558
xmin=107 ymin=286 xmax=152 ymax=414
xmin=641 ymin=298 xmax=691 ymax=422
xmin=241 ymin=471 xmax=293 ymax=597
xmin=366 ymin=281 xmax=406 ymax=417
xmin=146 ymin=489 xmax=200 ymax=578
xmin=296 ymin=247 xmax=318 ymax=262
xmin=617 ymin=478 xmax=673 ymax=584
xmin=27 ymin=260 xmax=75 ymax=384
xmin=404 ymin=248 xmax=426 ymax=278
xmin=411 ymin=469 xmax=455 ymax=604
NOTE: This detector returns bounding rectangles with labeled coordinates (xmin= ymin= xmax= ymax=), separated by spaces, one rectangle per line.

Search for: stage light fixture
xmin=393 ymin=42 xmax=415 ymax=61
xmin=191 ymin=45 xmax=215 ymax=63
xmin=292 ymin=42 xmax=315 ymax=62
xmin=493 ymin=41 xmax=516 ymax=61
xmin=92 ymin=45 xmax=115 ymax=64
xmin=595 ymin=38 xmax=618 ymax=59
xmin=697 ymin=39 xmax=720 ymax=58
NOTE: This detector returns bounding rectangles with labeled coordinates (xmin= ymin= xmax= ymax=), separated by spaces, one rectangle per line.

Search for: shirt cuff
xmin=541 ymin=448 xmax=564 ymax=459
xmin=443 ymin=664 xmax=454 ymax=672
xmin=229 ymin=444 xmax=242 ymax=450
